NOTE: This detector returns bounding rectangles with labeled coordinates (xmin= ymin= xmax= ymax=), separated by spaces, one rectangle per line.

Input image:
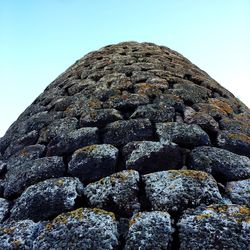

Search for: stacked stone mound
xmin=0 ymin=42 xmax=249 ymax=249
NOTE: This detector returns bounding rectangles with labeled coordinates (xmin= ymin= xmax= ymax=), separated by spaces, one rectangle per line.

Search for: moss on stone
xmin=168 ymin=170 xmax=209 ymax=181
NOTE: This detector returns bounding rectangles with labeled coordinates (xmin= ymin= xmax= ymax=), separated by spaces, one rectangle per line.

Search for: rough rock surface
xmin=0 ymin=41 xmax=249 ymax=248
xmin=69 ymin=144 xmax=119 ymax=183
xmin=10 ymin=177 xmax=84 ymax=221
xmin=178 ymin=204 xmax=250 ymax=250
xmin=125 ymin=211 xmax=173 ymax=249
xmin=33 ymin=208 xmax=118 ymax=250
xmin=123 ymin=141 xmax=183 ymax=174
xmin=143 ymin=170 xmax=222 ymax=212
xmin=84 ymin=170 xmax=140 ymax=217
xmin=188 ymin=146 xmax=250 ymax=181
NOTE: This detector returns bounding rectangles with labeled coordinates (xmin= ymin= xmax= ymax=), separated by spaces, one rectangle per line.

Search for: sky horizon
xmin=1 ymin=0 xmax=249 ymax=137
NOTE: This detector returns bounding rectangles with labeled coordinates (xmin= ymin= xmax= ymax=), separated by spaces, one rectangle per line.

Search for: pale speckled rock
xmin=80 ymin=108 xmax=123 ymax=127
xmin=123 ymin=141 xmax=183 ymax=174
xmin=33 ymin=208 xmax=118 ymax=250
xmin=143 ymin=170 xmax=222 ymax=212
xmin=4 ymin=156 xmax=65 ymax=198
xmin=130 ymin=103 xmax=175 ymax=122
xmin=178 ymin=204 xmax=250 ymax=250
xmin=103 ymin=119 xmax=153 ymax=147
xmin=188 ymin=146 xmax=250 ymax=181
xmin=156 ymin=122 xmax=211 ymax=148
xmin=0 ymin=198 xmax=9 ymax=223
xmin=47 ymin=127 xmax=99 ymax=156
xmin=0 ymin=220 xmax=44 ymax=249
xmin=10 ymin=177 xmax=84 ymax=222
xmin=226 ymin=179 xmax=250 ymax=206
xmin=84 ymin=170 xmax=140 ymax=217
xmin=125 ymin=211 xmax=173 ymax=250
xmin=68 ymin=144 xmax=119 ymax=183
xmin=217 ymin=131 xmax=250 ymax=158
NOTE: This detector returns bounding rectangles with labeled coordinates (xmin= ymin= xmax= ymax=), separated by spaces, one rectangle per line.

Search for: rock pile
xmin=0 ymin=42 xmax=249 ymax=249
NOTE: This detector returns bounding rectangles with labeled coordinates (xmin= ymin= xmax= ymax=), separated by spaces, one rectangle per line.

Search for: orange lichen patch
xmin=45 ymin=223 xmax=53 ymax=231
xmin=209 ymin=99 xmax=234 ymax=114
xmin=195 ymin=213 xmax=212 ymax=220
xmin=18 ymin=148 xmax=29 ymax=157
xmin=129 ymin=212 xmax=142 ymax=227
xmin=11 ymin=240 xmax=21 ymax=247
xmin=134 ymin=83 xmax=164 ymax=96
xmin=168 ymin=170 xmax=209 ymax=181
xmin=76 ymin=144 xmax=98 ymax=154
xmin=207 ymin=205 xmax=229 ymax=213
xmin=88 ymin=99 xmax=102 ymax=109
xmin=91 ymin=208 xmax=116 ymax=220
xmin=227 ymin=133 xmax=250 ymax=144
xmin=1 ymin=227 xmax=16 ymax=234
xmin=53 ymin=208 xmax=84 ymax=225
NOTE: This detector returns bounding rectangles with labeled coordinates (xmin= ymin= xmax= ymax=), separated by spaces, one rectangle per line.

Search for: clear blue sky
xmin=0 ymin=0 xmax=250 ymax=137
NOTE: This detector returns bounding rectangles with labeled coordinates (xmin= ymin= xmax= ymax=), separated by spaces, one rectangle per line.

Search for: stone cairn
xmin=0 ymin=42 xmax=249 ymax=249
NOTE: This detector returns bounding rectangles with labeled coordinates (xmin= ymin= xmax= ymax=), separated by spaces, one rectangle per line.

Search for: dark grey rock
xmin=68 ymin=144 xmax=119 ymax=183
xmin=84 ymin=170 xmax=140 ymax=217
xmin=103 ymin=119 xmax=153 ymax=147
xmin=184 ymin=107 xmax=219 ymax=133
xmin=188 ymin=146 xmax=250 ymax=181
xmin=217 ymin=131 xmax=250 ymax=157
xmin=33 ymin=208 xmax=118 ymax=250
xmin=10 ymin=177 xmax=84 ymax=221
xmin=0 ymin=220 xmax=44 ymax=249
xmin=225 ymin=179 xmax=250 ymax=206
xmin=143 ymin=170 xmax=222 ymax=212
xmin=106 ymin=93 xmax=149 ymax=110
xmin=4 ymin=156 xmax=65 ymax=198
xmin=193 ymin=103 xmax=227 ymax=120
xmin=7 ymin=144 xmax=46 ymax=166
xmin=123 ymin=141 xmax=183 ymax=174
xmin=219 ymin=117 xmax=250 ymax=136
xmin=153 ymin=94 xmax=185 ymax=112
xmin=172 ymin=83 xmax=211 ymax=104
xmin=0 ymin=161 xmax=7 ymax=176
xmin=178 ymin=204 xmax=250 ymax=250
xmin=125 ymin=211 xmax=173 ymax=250
xmin=80 ymin=108 xmax=123 ymax=127
xmin=47 ymin=127 xmax=99 ymax=156
xmin=156 ymin=122 xmax=211 ymax=148
xmin=38 ymin=117 xmax=78 ymax=144
xmin=0 ymin=198 xmax=9 ymax=223
xmin=130 ymin=103 xmax=175 ymax=122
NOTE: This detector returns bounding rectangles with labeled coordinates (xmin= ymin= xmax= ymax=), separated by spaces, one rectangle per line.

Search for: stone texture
xmin=80 ymin=108 xmax=123 ymax=127
xmin=68 ymin=144 xmax=119 ymax=183
xmin=217 ymin=131 xmax=250 ymax=157
xmin=4 ymin=156 xmax=65 ymax=198
xmin=225 ymin=179 xmax=250 ymax=206
xmin=178 ymin=204 xmax=250 ymax=250
xmin=188 ymin=146 xmax=250 ymax=181
xmin=0 ymin=41 xmax=250 ymax=249
xmin=130 ymin=103 xmax=175 ymax=122
xmin=103 ymin=119 xmax=153 ymax=147
xmin=0 ymin=198 xmax=9 ymax=223
xmin=143 ymin=170 xmax=222 ymax=212
xmin=156 ymin=122 xmax=211 ymax=147
xmin=123 ymin=141 xmax=183 ymax=174
xmin=0 ymin=220 xmax=44 ymax=249
xmin=125 ymin=211 xmax=173 ymax=250
xmin=84 ymin=170 xmax=140 ymax=217
xmin=10 ymin=177 xmax=84 ymax=221
xmin=47 ymin=127 xmax=99 ymax=156
xmin=33 ymin=208 xmax=118 ymax=250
